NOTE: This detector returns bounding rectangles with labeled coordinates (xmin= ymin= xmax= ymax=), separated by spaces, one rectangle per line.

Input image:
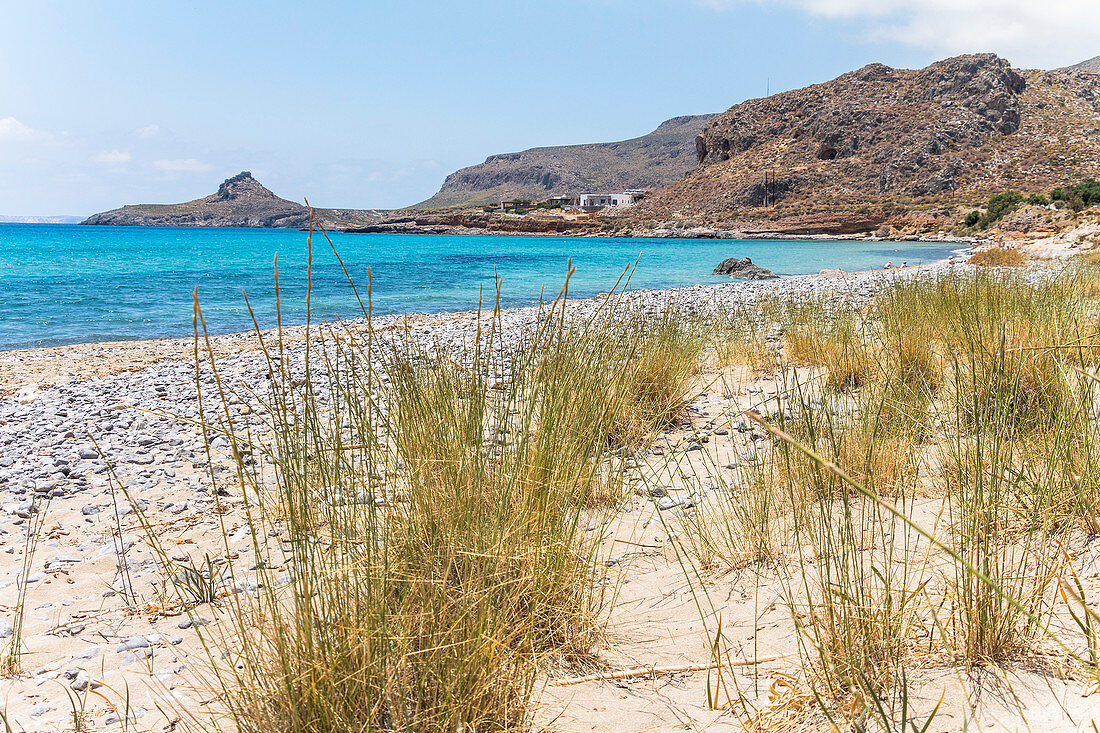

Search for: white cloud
xmin=133 ymin=124 xmax=159 ymax=139
xmin=0 ymin=117 xmax=44 ymax=143
xmin=153 ymin=158 xmax=212 ymax=173
xmin=92 ymin=149 xmax=131 ymax=164
xmin=698 ymin=0 xmax=1100 ymax=68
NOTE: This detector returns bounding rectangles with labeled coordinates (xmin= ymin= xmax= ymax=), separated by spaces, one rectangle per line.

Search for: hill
xmin=628 ymin=54 xmax=1100 ymax=234
xmin=82 ymin=172 xmax=381 ymax=229
xmin=1069 ymin=55 xmax=1100 ymax=73
xmin=413 ymin=114 xmax=716 ymax=209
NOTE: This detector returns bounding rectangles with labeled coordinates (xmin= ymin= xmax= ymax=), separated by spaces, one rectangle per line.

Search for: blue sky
xmin=1 ymin=0 xmax=1096 ymax=216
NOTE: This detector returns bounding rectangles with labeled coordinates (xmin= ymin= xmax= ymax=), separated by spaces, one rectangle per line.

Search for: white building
xmin=579 ymin=192 xmax=638 ymax=208
xmin=559 ymin=192 xmax=642 ymax=211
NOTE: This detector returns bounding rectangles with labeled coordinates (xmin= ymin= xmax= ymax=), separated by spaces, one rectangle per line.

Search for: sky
xmin=1 ymin=0 xmax=1097 ymax=216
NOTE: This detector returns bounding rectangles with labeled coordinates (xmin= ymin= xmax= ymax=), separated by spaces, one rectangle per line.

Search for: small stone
xmin=117 ymin=636 xmax=149 ymax=653
xmin=71 ymin=669 xmax=92 ymax=691
xmin=30 ymin=703 xmax=55 ymax=717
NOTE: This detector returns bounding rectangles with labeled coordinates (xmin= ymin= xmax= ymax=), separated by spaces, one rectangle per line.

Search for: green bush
xmin=982 ymin=191 xmax=1023 ymax=228
xmin=1027 ymin=193 xmax=1050 ymax=206
xmin=964 ymin=211 xmax=981 ymax=227
xmin=1050 ymin=181 xmax=1100 ymax=209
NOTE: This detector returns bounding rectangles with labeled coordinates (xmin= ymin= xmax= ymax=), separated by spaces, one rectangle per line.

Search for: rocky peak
xmin=916 ymin=53 xmax=1025 ymax=134
xmin=695 ymin=53 xmax=1027 ymax=169
xmin=213 ymin=171 xmax=277 ymax=202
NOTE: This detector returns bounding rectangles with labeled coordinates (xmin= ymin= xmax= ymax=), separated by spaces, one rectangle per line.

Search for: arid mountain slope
xmin=1069 ymin=55 xmax=1100 ymax=73
xmin=414 ymin=114 xmax=715 ymax=209
xmin=83 ymin=172 xmax=381 ymax=228
xmin=632 ymin=54 xmax=1100 ymax=232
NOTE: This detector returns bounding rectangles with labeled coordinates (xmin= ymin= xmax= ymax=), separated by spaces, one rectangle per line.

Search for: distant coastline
xmin=0 ymin=215 xmax=84 ymax=224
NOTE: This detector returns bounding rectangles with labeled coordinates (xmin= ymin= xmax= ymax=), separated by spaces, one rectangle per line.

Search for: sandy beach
xmin=2 ymin=246 xmax=1098 ymax=732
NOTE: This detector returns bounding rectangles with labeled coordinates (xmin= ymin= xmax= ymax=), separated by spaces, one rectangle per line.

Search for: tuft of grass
xmin=785 ymin=316 xmax=873 ymax=393
xmin=968 ymin=247 xmax=1027 ymax=267
xmin=161 ymin=232 xmax=706 ymax=732
xmin=2 ymin=498 xmax=50 ymax=676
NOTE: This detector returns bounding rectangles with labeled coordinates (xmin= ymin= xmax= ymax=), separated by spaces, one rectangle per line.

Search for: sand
xmin=2 ymin=248 xmax=1099 ymax=732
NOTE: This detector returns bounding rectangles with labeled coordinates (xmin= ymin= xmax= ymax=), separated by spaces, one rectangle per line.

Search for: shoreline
xmin=1 ymin=236 xmax=975 ymax=362
xmin=0 ymin=258 xmax=968 ymax=393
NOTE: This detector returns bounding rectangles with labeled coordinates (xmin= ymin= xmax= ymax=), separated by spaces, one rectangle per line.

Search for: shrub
xmin=1050 ymin=180 xmax=1100 ymax=210
xmin=968 ymin=247 xmax=1026 ymax=267
xmin=964 ymin=210 xmax=981 ymax=227
xmin=1026 ymin=193 xmax=1050 ymax=206
xmin=979 ymin=191 xmax=1023 ymax=228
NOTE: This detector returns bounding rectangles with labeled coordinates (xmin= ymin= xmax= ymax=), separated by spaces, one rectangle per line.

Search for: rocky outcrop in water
xmin=82 ymin=172 xmax=381 ymax=229
xmin=713 ymin=257 xmax=777 ymax=279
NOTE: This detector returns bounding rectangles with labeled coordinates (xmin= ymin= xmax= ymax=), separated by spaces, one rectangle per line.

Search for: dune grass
xmin=678 ymin=266 xmax=1100 ymax=727
xmin=125 ymin=228 xmax=1100 ymax=732
xmin=968 ymin=246 xmax=1027 ymax=267
xmin=155 ymin=238 xmax=710 ymax=732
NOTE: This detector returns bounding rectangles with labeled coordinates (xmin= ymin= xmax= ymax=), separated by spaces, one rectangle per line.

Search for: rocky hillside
xmin=414 ymin=114 xmax=715 ymax=209
xmin=631 ymin=54 xmax=1100 ymax=234
xmin=83 ymin=172 xmax=381 ymax=228
xmin=1070 ymin=55 xmax=1100 ymax=73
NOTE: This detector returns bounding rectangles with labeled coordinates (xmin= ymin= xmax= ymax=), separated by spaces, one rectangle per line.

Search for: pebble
xmin=75 ymin=646 xmax=99 ymax=660
xmin=71 ymin=669 xmax=93 ymax=691
xmin=117 ymin=636 xmax=149 ymax=653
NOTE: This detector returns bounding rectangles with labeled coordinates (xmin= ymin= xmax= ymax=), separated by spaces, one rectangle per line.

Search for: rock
xmin=713 ymin=257 xmax=778 ymax=280
xmin=29 ymin=703 xmax=55 ymax=718
xmin=71 ymin=669 xmax=93 ymax=691
xmin=98 ymin=536 xmax=136 ymax=556
xmin=117 ymin=636 xmax=149 ymax=653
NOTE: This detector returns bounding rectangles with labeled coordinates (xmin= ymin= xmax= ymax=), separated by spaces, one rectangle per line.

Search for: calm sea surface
xmin=0 ymin=224 xmax=962 ymax=350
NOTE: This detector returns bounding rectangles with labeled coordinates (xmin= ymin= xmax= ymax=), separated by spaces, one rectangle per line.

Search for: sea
xmin=0 ymin=224 xmax=964 ymax=350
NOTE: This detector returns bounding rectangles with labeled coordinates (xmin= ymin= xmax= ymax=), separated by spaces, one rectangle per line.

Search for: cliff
xmin=629 ymin=54 xmax=1100 ymax=234
xmin=82 ymin=172 xmax=382 ymax=229
xmin=414 ymin=114 xmax=716 ymax=209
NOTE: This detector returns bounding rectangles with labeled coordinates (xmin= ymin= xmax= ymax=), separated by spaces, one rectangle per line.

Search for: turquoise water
xmin=0 ymin=224 xmax=961 ymax=350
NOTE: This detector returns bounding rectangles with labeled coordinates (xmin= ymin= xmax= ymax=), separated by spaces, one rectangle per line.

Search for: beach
xmin=1 ymin=247 xmax=1097 ymax=731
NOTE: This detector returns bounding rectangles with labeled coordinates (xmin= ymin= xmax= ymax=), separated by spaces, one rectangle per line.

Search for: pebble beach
xmin=5 ymin=254 xmax=1092 ymax=731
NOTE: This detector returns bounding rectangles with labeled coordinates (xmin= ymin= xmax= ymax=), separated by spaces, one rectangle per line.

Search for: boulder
xmin=713 ymin=257 xmax=778 ymax=279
